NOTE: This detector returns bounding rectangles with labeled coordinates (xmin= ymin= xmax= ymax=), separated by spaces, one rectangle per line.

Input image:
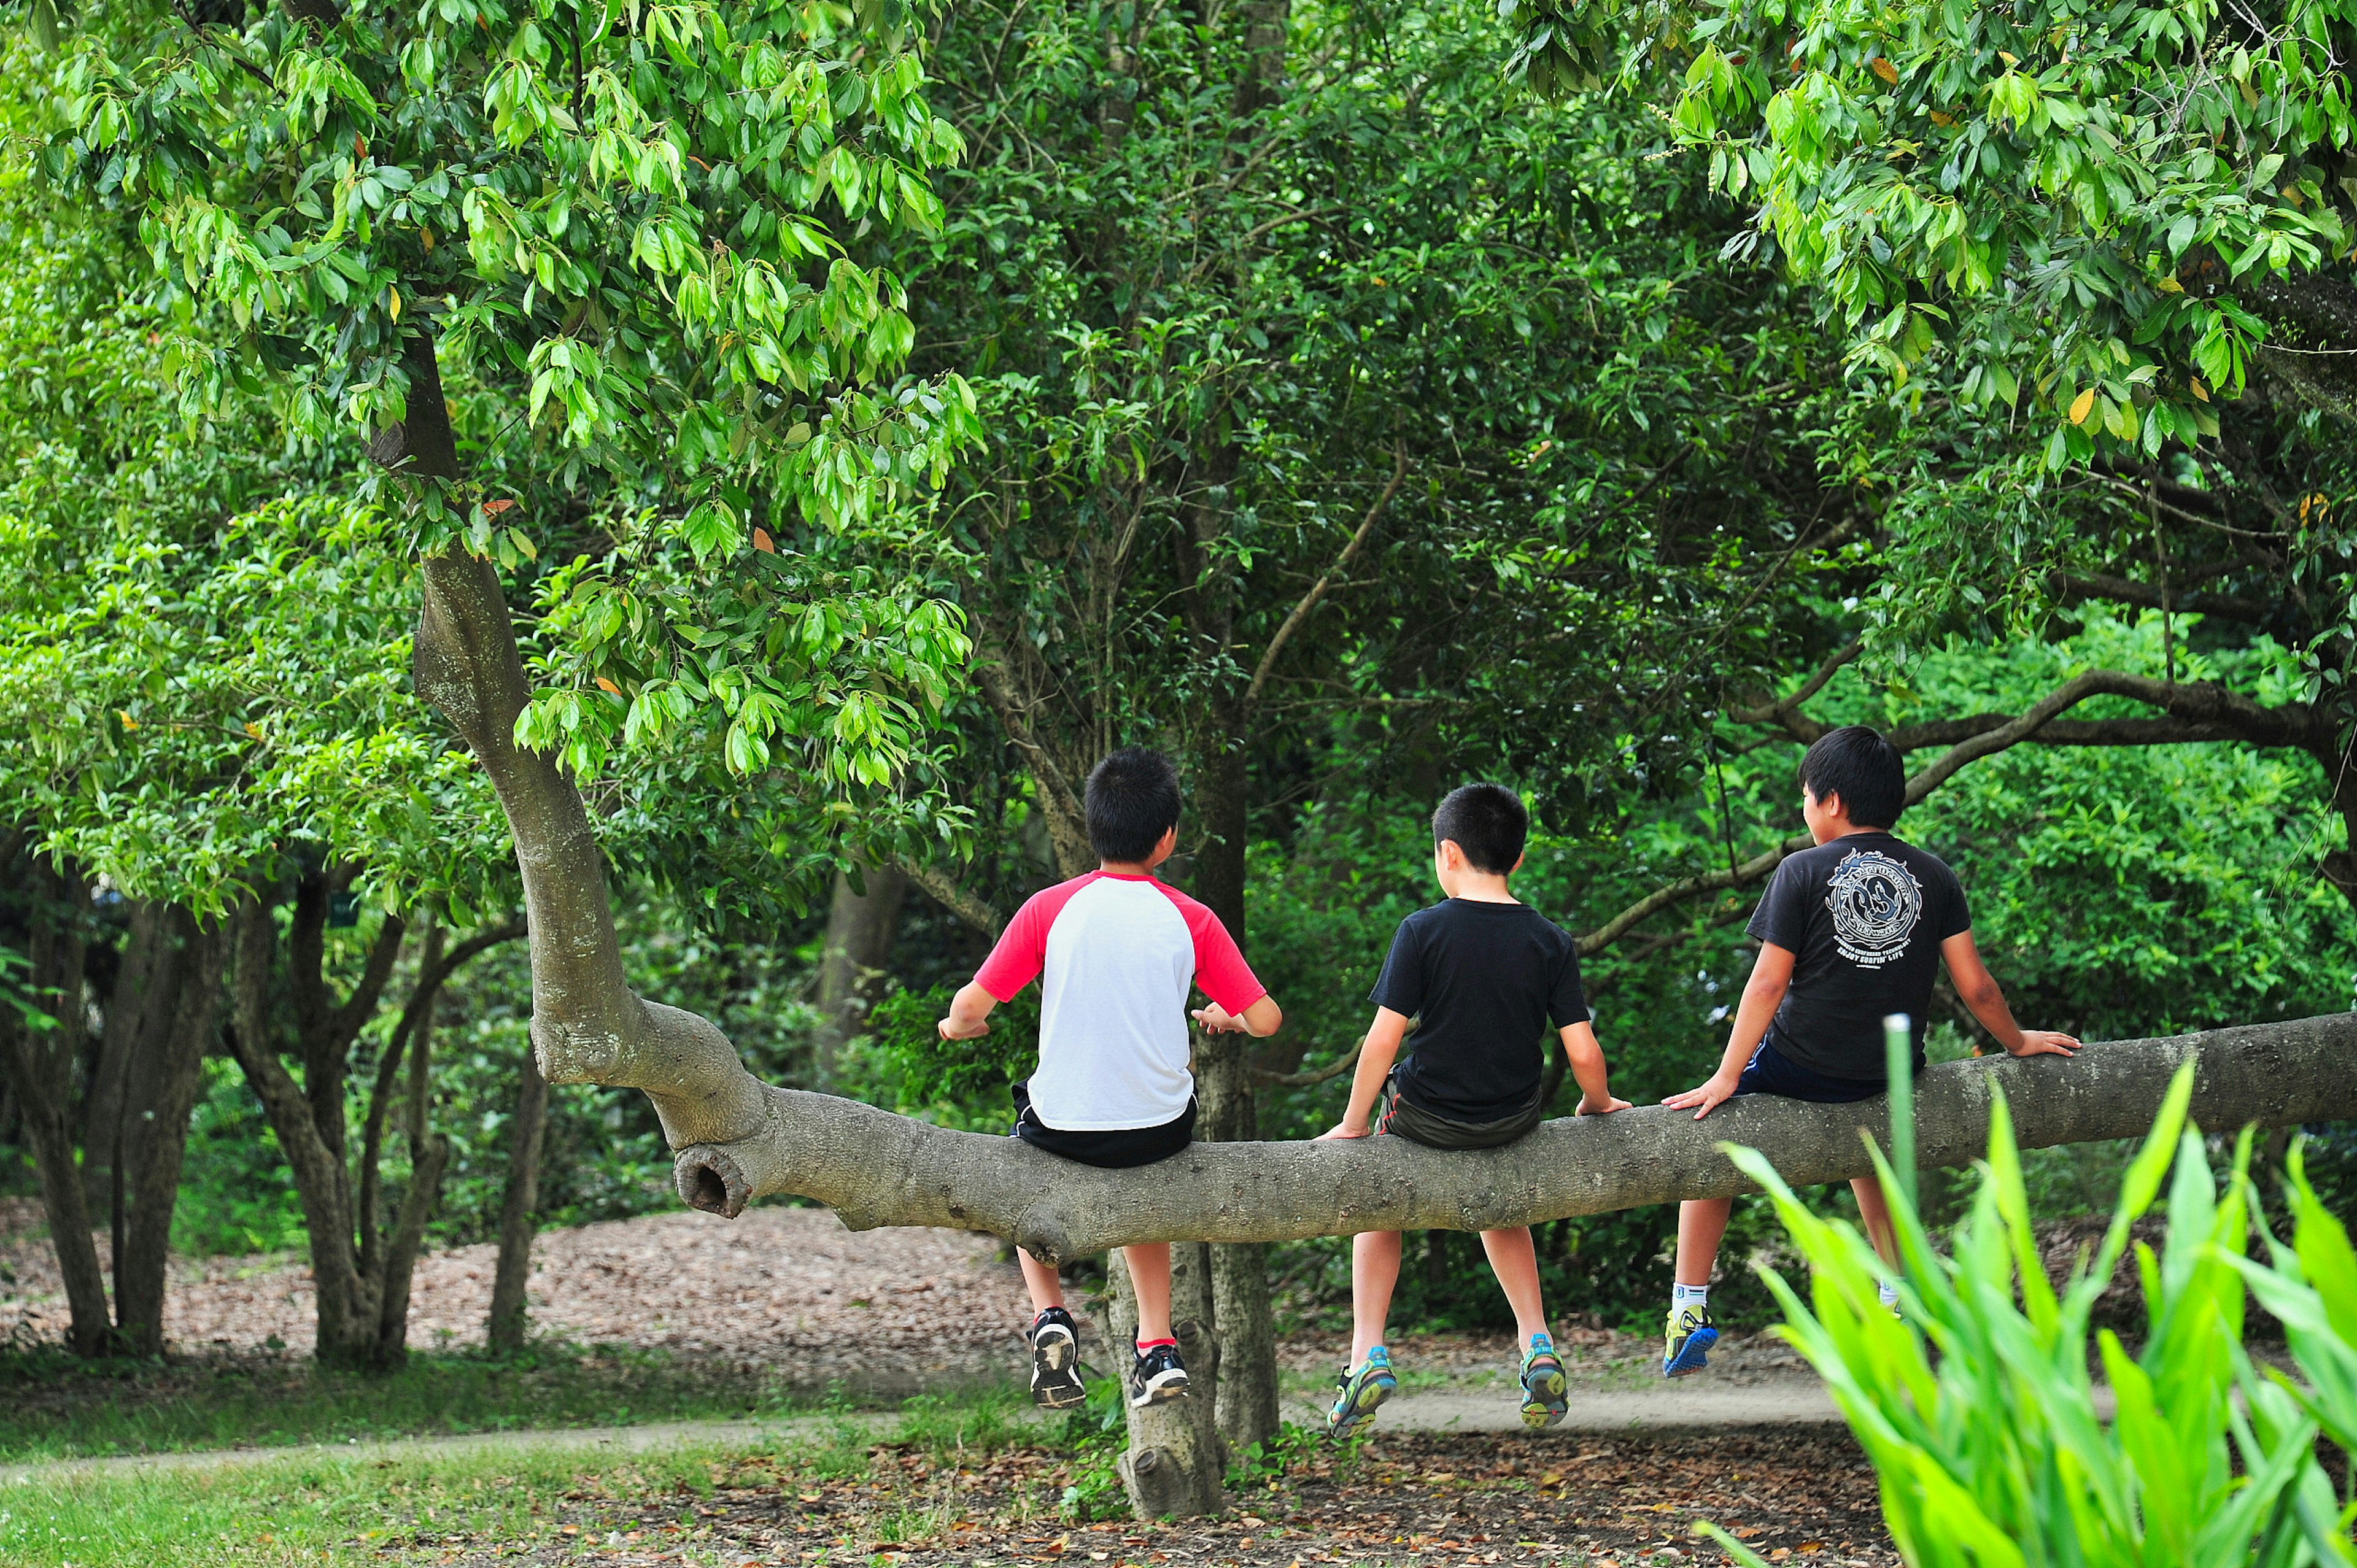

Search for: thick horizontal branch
xmin=667 ymin=1013 xmax=2357 ymax=1265
xmin=2047 ymin=571 xmax=2274 ymax=626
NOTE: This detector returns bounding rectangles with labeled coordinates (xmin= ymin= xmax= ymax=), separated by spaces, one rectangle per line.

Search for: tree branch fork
xmin=623 ymin=1011 xmax=2357 ymax=1267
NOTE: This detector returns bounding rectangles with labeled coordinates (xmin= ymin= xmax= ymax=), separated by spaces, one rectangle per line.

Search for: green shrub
xmin=1707 ymin=1065 xmax=2357 ymax=1567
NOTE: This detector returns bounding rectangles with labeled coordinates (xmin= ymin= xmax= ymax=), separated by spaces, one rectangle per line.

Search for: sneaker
xmin=1517 ymin=1335 xmax=1568 ymax=1428
xmin=1662 ymin=1304 xmax=1718 ymax=1378
xmin=1129 ymin=1340 xmax=1190 ymax=1408
xmin=1328 ymin=1348 xmax=1396 ymax=1442
xmin=1027 ymin=1307 xmax=1086 ymax=1410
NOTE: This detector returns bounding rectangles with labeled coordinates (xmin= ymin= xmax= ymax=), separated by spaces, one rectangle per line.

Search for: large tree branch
xmin=667 ymin=1013 xmax=2357 ymax=1262
xmin=1728 ymin=638 xmax=1862 ymax=727
xmin=899 ymin=860 xmax=1005 ymax=939
xmin=392 ymin=331 xmax=766 ymax=1154
xmin=1242 ymin=444 xmax=1408 ymax=716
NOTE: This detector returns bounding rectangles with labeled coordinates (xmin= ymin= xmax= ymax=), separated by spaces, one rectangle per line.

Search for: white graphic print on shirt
xmin=1824 ymin=848 xmax=1925 ymax=968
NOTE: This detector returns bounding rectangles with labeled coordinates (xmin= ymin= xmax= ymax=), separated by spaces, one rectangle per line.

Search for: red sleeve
xmin=973 ymin=876 xmax=1089 ymax=1002
xmin=1164 ymin=887 xmax=1266 ymax=1015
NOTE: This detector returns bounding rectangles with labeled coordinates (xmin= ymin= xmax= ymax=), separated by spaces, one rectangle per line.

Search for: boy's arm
xmin=1662 ymin=942 xmax=1796 ymax=1120
xmin=937 ymin=979 xmax=999 ymax=1040
xmin=1562 ymin=1021 xmax=1631 ymax=1115
xmin=1940 ymin=932 xmax=2080 ymax=1057
xmin=1315 ymin=1008 xmax=1412 ymax=1140
xmin=1191 ymin=995 xmax=1284 ymax=1037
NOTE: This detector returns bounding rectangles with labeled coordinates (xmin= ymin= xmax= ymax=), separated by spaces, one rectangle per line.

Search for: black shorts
xmin=1376 ymin=1072 xmax=1544 ymax=1151
xmin=1735 ymin=1035 xmax=1883 ymax=1103
xmin=1010 ymin=1081 xmax=1195 ymax=1169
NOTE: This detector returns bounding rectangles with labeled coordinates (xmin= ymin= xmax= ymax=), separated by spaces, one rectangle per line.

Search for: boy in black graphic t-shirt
xmin=1658 ymin=727 xmax=2078 ymax=1378
xmin=1315 ymin=784 xmax=1630 ymax=1440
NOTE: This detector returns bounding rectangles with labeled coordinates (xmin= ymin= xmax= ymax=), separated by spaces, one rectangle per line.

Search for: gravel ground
xmin=2 ymin=1202 xmax=1814 ymax=1400
xmin=2 ymin=1200 xmax=1038 ymax=1385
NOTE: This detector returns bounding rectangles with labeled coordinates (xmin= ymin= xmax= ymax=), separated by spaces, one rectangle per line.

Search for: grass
xmin=0 ymin=1340 xmax=883 ymax=1462
xmin=2 ymin=1434 xmax=756 ymax=1567
xmin=0 ymin=1387 xmax=1043 ymax=1568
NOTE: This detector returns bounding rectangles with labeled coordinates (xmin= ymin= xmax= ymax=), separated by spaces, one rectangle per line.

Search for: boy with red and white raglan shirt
xmin=939 ymin=747 xmax=1283 ymax=1411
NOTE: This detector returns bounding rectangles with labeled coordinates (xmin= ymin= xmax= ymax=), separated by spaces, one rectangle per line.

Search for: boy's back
xmin=1375 ymin=899 xmax=1588 ymax=1123
xmin=1748 ymin=831 xmax=1970 ymax=1080
xmin=979 ymin=870 xmax=1261 ymax=1132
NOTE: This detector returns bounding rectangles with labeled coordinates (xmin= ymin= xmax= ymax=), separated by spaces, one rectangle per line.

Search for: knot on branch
xmin=675 ymin=1145 xmax=751 ymax=1218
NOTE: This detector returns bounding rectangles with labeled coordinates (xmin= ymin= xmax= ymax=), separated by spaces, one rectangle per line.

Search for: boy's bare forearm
xmin=939 ymin=981 xmax=997 ymax=1040
xmin=1339 ymin=1022 xmax=1404 ymax=1134
xmin=1563 ymin=1022 xmax=1614 ymax=1106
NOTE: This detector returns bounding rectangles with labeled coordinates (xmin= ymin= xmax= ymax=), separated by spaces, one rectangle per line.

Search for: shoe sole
xmin=1519 ymin=1363 xmax=1568 ymax=1429
xmin=1130 ymin=1369 xmax=1190 ymax=1408
xmin=1663 ymin=1326 xmax=1719 ymax=1378
xmin=1031 ymin=1328 xmax=1087 ymax=1410
xmin=1328 ymin=1375 xmax=1394 ymax=1442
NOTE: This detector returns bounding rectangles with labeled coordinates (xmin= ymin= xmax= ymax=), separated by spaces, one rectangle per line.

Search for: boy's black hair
xmin=1800 ymin=725 xmax=1906 ymax=828
xmin=1085 ymin=747 xmax=1183 ymax=863
xmin=1432 ymin=783 xmax=1528 ymax=875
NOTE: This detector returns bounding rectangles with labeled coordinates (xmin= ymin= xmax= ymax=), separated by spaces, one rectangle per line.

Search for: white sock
xmin=1672 ymin=1283 xmax=1709 ymax=1312
xmin=1878 ymin=1280 xmax=1901 ymax=1308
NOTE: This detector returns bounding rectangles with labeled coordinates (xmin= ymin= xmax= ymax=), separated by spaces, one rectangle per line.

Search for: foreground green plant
xmin=1708 ymin=1065 xmax=2357 ymax=1567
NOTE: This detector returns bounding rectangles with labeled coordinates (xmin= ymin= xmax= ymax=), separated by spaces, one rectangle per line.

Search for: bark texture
xmin=664 ymin=1013 xmax=2357 ymax=1259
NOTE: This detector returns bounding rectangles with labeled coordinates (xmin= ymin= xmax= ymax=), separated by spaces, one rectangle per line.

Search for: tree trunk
xmin=0 ymin=859 xmax=114 ymax=1356
xmin=1185 ymin=727 xmax=1281 ymax=1453
xmin=812 ymin=863 xmax=907 ymax=1091
xmin=488 ymin=1046 xmax=549 ymax=1354
xmin=112 ymin=905 xmax=230 ymax=1357
xmin=80 ymin=898 xmax=169 ymax=1213
xmin=1105 ymin=1243 xmax=1228 ymax=1517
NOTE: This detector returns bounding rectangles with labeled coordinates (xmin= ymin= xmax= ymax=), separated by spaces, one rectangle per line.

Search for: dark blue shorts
xmin=1735 ymin=1035 xmax=1883 ymax=1103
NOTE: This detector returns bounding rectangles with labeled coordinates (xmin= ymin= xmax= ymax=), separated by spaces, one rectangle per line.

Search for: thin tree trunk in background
xmin=1186 ymin=724 xmax=1281 ymax=1453
xmin=488 ymin=1046 xmax=548 ymax=1354
xmin=80 ymin=899 xmax=168 ymax=1213
xmin=812 ymin=863 xmax=907 ymax=1091
xmin=0 ymin=858 xmax=115 ymax=1356
xmin=112 ymin=905 xmax=230 ymax=1358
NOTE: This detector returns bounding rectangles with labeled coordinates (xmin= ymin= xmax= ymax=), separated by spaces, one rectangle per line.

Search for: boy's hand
xmin=1191 ymin=1003 xmax=1248 ymax=1034
xmin=2011 ymin=1029 xmax=2080 ymax=1057
xmin=937 ymin=1014 xmax=989 ymax=1041
xmin=1315 ymin=1121 xmax=1371 ymax=1141
xmin=1662 ymin=1072 xmax=1743 ymax=1121
xmin=1576 ymin=1094 xmax=1631 ymax=1116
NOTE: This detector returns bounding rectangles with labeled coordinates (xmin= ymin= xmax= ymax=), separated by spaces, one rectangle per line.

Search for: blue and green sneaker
xmin=1328 ymin=1346 xmax=1395 ymax=1442
xmin=1518 ymin=1334 xmax=1569 ymax=1428
xmin=1662 ymin=1303 xmax=1718 ymax=1378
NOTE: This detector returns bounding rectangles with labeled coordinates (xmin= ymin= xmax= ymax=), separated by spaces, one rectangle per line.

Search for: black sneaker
xmin=1028 ymin=1307 xmax=1086 ymax=1410
xmin=1129 ymin=1341 xmax=1190 ymax=1408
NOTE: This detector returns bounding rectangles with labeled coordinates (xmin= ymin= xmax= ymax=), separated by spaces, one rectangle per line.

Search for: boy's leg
xmin=1482 ymin=1227 xmax=1568 ymax=1429
xmin=1018 ymin=1248 xmax=1086 ymax=1410
xmin=1330 ymin=1232 xmax=1403 ymax=1442
xmin=1674 ymin=1197 xmax=1735 ymax=1286
xmin=1350 ymin=1230 xmax=1404 ymax=1365
xmin=1018 ymin=1248 xmax=1066 ymax=1313
xmin=1479 ymin=1228 xmax=1550 ymax=1345
xmin=1663 ymin=1199 xmax=1730 ymax=1378
xmin=1121 ymin=1243 xmax=1190 ymax=1407
xmin=1124 ymin=1242 xmax=1174 ymax=1341
xmin=1850 ymin=1174 xmax=1905 ymax=1310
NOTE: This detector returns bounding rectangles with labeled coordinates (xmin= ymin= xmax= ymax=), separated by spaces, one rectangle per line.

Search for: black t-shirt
xmin=1369 ymin=899 xmax=1591 ymax=1122
xmin=1747 ymin=831 xmax=1972 ymax=1082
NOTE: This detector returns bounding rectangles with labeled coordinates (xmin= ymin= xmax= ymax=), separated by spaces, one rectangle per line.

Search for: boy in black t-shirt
xmin=1658 ymin=726 xmax=2079 ymax=1378
xmin=1315 ymin=784 xmax=1630 ymax=1440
